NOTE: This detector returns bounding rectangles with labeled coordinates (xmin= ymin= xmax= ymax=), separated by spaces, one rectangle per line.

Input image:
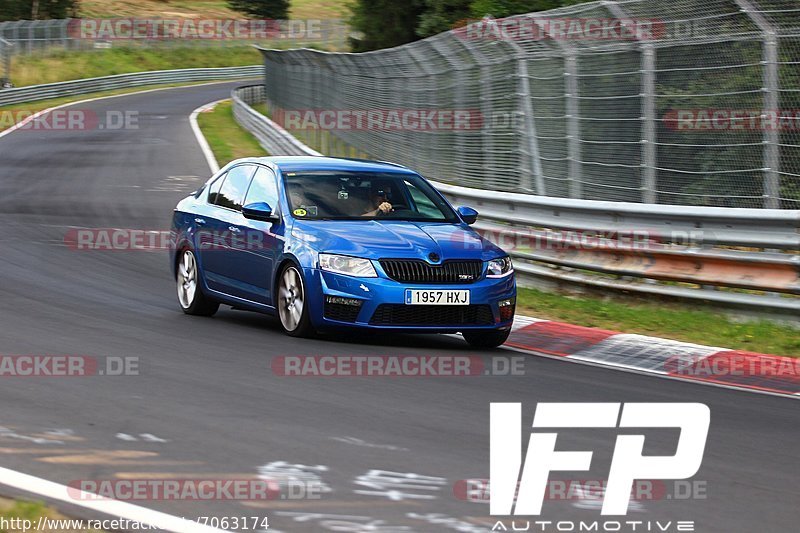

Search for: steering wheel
xmin=384 ymin=203 xmax=410 ymax=214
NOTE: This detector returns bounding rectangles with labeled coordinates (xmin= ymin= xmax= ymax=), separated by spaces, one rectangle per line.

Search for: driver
xmin=362 ymin=186 xmax=393 ymax=217
xmin=289 ymin=185 xmax=311 ymax=209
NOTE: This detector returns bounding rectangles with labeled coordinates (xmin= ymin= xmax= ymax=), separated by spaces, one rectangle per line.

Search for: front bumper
xmin=304 ymin=267 xmax=516 ymax=332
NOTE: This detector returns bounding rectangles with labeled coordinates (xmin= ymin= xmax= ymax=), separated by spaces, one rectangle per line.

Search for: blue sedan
xmin=170 ymin=156 xmax=516 ymax=348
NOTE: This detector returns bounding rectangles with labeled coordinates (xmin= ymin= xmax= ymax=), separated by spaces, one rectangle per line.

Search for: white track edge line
xmin=500 ymin=344 xmax=799 ymax=401
xmin=506 ymin=314 xmax=798 ymax=399
xmin=190 ymin=99 xmax=225 ymax=174
xmin=0 ymin=466 xmax=228 ymax=532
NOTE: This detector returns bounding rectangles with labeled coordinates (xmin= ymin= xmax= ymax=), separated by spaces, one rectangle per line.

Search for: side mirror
xmin=242 ymin=202 xmax=279 ymax=222
xmin=457 ymin=206 xmax=478 ymax=225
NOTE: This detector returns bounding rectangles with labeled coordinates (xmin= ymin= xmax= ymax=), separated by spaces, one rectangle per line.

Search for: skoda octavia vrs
xmin=170 ymin=156 xmax=516 ymax=348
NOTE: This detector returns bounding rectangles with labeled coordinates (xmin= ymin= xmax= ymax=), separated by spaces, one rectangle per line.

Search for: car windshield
xmin=283 ymin=171 xmax=458 ymax=222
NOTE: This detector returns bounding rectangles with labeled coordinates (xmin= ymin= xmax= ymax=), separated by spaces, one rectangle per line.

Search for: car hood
xmin=291 ymin=220 xmax=506 ymax=261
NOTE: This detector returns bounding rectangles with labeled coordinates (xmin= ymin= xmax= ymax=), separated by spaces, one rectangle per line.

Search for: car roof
xmin=234 ymin=156 xmax=416 ymax=175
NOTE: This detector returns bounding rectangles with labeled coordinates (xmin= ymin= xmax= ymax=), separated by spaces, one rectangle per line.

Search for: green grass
xmin=10 ymin=46 xmax=261 ymax=87
xmin=196 ymin=99 xmax=268 ymax=165
xmin=8 ymin=0 xmax=353 ymax=88
xmin=78 ymin=0 xmax=350 ymax=19
xmin=79 ymin=0 xmax=239 ymax=18
xmin=517 ymin=287 xmax=800 ymax=357
xmin=0 ymin=498 xmax=102 ymax=532
xmin=289 ymin=0 xmax=351 ymax=19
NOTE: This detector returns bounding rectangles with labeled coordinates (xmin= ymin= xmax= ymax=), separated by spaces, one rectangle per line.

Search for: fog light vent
xmin=325 ymin=296 xmax=363 ymax=307
xmin=324 ymin=296 xmax=363 ymax=323
xmin=498 ymin=298 xmax=515 ymax=321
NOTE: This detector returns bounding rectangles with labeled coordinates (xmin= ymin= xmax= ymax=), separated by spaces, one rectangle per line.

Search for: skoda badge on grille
xmin=428 ymin=252 xmax=440 ymax=262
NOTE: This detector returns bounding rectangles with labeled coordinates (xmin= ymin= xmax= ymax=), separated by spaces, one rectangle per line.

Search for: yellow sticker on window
xmin=293 ymin=208 xmax=307 ymax=217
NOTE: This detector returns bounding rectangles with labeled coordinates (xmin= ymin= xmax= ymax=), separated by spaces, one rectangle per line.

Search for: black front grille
xmin=380 ymin=259 xmax=483 ymax=284
xmin=370 ymin=304 xmax=494 ymax=326
xmin=324 ymin=302 xmax=361 ymax=323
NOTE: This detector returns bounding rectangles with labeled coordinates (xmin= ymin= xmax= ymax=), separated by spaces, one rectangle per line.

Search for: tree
xmin=419 ymin=0 xmax=589 ymax=36
xmin=228 ymin=0 xmax=290 ymax=19
xmin=417 ymin=0 xmax=472 ymax=39
xmin=0 ymin=0 xmax=79 ymax=21
xmin=347 ymin=0 xmax=590 ymax=51
xmin=469 ymin=0 xmax=564 ymax=19
xmin=349 ymin=0 xmax=426 ymax=52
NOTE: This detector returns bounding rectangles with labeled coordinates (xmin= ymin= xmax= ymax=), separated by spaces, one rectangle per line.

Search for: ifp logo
xmin=490 ymin=403 xmax=710 ymax=516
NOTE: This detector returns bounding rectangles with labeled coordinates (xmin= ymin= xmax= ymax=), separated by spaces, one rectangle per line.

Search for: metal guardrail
xmin=436 ymin=182 xmax=799 ymax=312
xmin=232 ymin=85 xmax=800 ymax=315
xmin=0 ymin=65 xmax=262 ymax=107
xmin=232 ymin=85 xmax=321 ymax=157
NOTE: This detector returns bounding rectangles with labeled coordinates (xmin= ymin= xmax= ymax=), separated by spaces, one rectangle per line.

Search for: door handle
xmin=228 ymin=226 xmax=241 ymax=233
xmin=194 ymin=218 xmax=206 ymax=226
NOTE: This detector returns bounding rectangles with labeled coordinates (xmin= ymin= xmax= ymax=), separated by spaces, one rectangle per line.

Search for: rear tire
xmin=177 ymin=249 xmax=219 ymax=316
xmin=463 ymin=329 xmax=510 ymax=349
xmin=277 ymin=264 xmax=315 ymax=338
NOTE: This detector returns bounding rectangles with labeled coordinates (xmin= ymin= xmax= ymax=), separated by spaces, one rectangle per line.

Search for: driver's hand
xmin=378 ymin=201 xmax=393 ymax=213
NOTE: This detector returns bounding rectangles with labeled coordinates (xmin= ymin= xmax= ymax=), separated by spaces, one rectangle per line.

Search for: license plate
xmin=405 ymin=289 xmax=470 ymax=305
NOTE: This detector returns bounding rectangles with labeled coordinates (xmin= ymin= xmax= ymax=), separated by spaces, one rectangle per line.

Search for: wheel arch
xmin=273 ymin=255 xmax=303 ymax=302
xmin=172 ymin=239 xmax=194 ymax=280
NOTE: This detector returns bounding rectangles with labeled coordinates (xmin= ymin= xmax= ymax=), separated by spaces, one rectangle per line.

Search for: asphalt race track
xmin=0 ymin=82 xmax=797 ymax=533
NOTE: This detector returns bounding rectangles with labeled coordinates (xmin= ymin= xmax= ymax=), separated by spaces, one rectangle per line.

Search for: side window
xmin=207 ymin=172 xmax=226 ymax=205
xmin=405 ymin=180 xmax=440 ymax=217
xmin=244 ymin=167 xmax=280 ymax=211
xmin=215 ymin=165 xmax=255 ymax=211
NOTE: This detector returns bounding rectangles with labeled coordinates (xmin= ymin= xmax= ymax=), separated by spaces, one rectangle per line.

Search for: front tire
xmin=177 ymin=249 xmax=219 ymax=316
xmin=463 ymin=329 xmax=510 ymax=349
xmin=277 ymin=265 xmax=315 ymax=337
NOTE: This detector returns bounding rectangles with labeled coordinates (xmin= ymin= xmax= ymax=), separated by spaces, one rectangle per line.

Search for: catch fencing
xmin=259 ymin=0 xmax=800 ymax=209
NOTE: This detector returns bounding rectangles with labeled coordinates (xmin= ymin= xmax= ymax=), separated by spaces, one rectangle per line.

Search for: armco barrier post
xmin=489 ymin=17 xmax=546 ymax=195
xmin=0 ymin=38 xmax=11 ymax=85
xmin=734 ymin=0 xmax=780 ymax=209
xmin=641 ymin=44 xmax=657 ymax=204
xmin=431 ymin=38 xmax=468 ymax=184
xmin=603 ymin=1 xmax=657 ymax=204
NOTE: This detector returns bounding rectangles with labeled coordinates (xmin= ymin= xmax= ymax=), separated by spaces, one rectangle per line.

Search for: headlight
xmin=319 ymin=254 xmax=377 ymax=278
xmin=487 ymin=256 xmax=514 ymax=278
